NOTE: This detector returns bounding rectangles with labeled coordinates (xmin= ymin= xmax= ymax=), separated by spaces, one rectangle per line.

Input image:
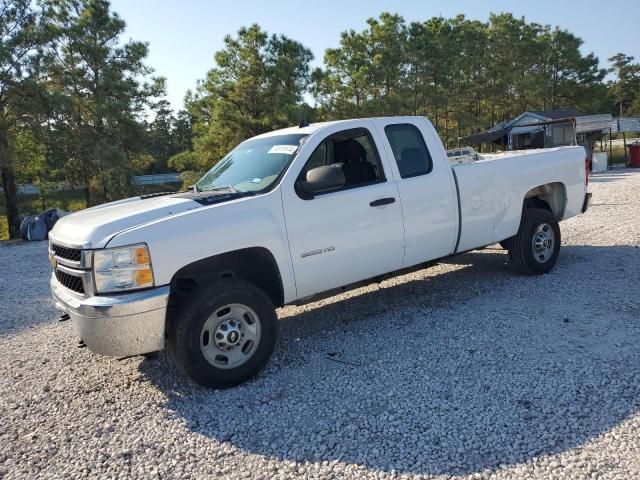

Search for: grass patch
xmin=610 ymin=146 xmax=629 ymax=166
xmin=0 ymin=217 xmax=7 ymax=242
xmin=597 ymin=145 xmax=637 ymax=166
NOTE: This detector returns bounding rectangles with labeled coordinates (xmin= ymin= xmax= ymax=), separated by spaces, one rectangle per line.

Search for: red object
xmin=629 ymin=144 xmax=640 ymax=168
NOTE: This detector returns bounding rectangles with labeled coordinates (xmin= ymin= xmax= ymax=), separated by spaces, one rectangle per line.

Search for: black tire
xmin=499 ymin=238 xmax=513 ymax=250
xmin=509 ymin=208 xmax=561 ymax=275
xmin=167 ymin=279 xmax=278 ymax=388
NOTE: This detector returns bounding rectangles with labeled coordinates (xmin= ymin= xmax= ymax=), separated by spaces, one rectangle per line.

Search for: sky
xmin=110 ymin=0 xmax=640 ymax=111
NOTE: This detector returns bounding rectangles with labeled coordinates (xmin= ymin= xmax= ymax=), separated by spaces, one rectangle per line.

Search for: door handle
xmin=370 ymin=197 xmax=396 ymax=207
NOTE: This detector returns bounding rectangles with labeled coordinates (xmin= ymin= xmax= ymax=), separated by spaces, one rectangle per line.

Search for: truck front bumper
xmin=51 ymin=274 xmax=169 ymax=356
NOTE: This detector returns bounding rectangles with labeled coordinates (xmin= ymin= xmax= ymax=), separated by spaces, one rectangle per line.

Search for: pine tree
xmin=0 ymin=0 xmax=52 ymax=237
xmin=47 ymin=0 xmax=162 ymax=205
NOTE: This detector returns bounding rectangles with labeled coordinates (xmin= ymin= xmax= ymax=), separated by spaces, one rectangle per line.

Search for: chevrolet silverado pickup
xmin=49 ymin=116 xmax=591 ymax=387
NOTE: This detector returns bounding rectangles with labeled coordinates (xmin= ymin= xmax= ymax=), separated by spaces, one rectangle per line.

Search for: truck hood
xmin=49 ymin=194 xmax=201 ymax=248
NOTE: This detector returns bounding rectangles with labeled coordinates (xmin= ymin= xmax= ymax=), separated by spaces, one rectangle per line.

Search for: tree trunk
xmin=0 ymin=165 xmax=20 ymax=239
xmin=0 ymin=118 xmax=20 ymax=239
xmin=37 ymin=173 xmax=46 ymax=211
xmin=84 ymin=185 xmax=91 ymax=208
xmin=444 ymin=99 xmax=449 ymax=150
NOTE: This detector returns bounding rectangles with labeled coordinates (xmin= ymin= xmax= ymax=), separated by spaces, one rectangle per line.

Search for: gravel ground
xmin=1 ymin=169 xmax=640 ymax=480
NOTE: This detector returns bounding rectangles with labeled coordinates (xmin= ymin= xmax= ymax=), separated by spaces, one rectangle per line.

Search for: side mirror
xmin=304 ymin=165 xmax=345 ymax=195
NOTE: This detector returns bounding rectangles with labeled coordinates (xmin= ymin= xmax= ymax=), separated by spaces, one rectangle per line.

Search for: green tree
xmin=145 ymin=102 xmax=194 ymax=173
xmin=184 ymin=24 xmax=313 ymax=171
xmin=407 ymin=16 xmax=458 ymax=143
xmin=312 ymin=29 xmax=371 ymax=118
xmin=172 ymin=109 xmax=193 ymax=153
xmin=146 ymin=99 xmax=176 ymax=173
xmin=314 ymin=12 xmax=610 ymax=147
xmin=47 ymin=0 xmax=162 ymax=205
xmin=11 ymin=126 xmax=49 ymax=210
xmin=0 ymin=0 xmax=52 ymax=237
xmin=365 ymin=13 xmax=408 ymax=114
xmin=484 ymin=14 xmax=534 ymax=124
xmin=608 ymin=53 xmax=640 ymax=116
xmin=447 ymin=16 xmax=489 ymax=142
xmin=313 ymin=13 xmax=408 ymax=119
xmin=535 ymin=27 xmax=607 ymax=112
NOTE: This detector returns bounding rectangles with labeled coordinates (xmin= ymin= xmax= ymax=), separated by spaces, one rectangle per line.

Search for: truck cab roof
xmin=250 ymin=116 xmax=431 ymax=140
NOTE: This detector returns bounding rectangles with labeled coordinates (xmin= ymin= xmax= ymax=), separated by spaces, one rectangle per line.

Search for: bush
xmin=0 ymin=216 xmax=9 ymax=241
xmin=178 ymin=171 xmax=203 ymax=191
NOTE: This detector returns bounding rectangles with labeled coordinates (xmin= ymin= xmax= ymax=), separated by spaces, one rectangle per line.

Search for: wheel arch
xmin=167 ymin=247 xmax=285 ymax=312
xmin=523 ymin=182 xmax=566 ymax=220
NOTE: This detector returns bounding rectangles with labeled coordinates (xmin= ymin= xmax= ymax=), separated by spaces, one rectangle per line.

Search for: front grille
xmin=55 ymin=269 xmax=85 ymax=294
xmin=51 ymin=244 xmax=82 ymax=262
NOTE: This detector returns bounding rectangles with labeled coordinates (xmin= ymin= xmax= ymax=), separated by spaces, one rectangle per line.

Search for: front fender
xmin=105 ymin=189 xmax=297 ymax=303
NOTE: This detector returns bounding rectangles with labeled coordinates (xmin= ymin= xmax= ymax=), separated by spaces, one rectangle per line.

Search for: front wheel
xmin=499 ymin=238 xmax=513 ymax=250
xmin=509 ymin=208 xmax=561 ymax=275
xmin=167 ymin=279 xmax=279 ymax=388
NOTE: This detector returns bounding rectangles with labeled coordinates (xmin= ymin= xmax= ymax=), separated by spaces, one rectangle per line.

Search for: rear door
xmin=281 ymin=121 xmax=404 ymax=299
xmin=373 ymin=118 xmax=459 ymax=267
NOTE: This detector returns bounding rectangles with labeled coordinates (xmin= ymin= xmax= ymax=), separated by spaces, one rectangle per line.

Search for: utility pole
xmin=620 ymin=119 xmax=628 ymax=167
xmin=609 ymin=128 xmax=613 ymax=170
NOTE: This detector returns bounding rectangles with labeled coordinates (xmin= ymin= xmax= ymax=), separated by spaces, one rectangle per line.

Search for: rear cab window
xmin=384 ymin=124 xmax=433 ymax=179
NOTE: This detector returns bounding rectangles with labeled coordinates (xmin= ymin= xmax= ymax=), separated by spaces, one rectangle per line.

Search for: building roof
xmin=463 ymin=128 xmax=509 ymax=145
xmin=612 ymin=117 xmax=640 ymax=133
xmin=463 ymin=109 xmax=613 ymax=146
xmin=526 ymin=108 xmax=585 ymax=120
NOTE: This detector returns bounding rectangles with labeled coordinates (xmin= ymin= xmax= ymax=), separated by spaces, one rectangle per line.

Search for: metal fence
xmin=132 ymin=173 xmax=182 ymax=185
xmin=1 ymin=173 xmax=183 ymax=195
xmin=15 ymin=181 xmax=70 ymax=195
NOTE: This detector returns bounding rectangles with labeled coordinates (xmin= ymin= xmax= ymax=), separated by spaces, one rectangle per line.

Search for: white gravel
xmin=1 ymin=169 xmax=640 ymax=480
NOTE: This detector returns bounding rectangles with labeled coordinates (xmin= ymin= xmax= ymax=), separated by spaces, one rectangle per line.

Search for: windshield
xmin=195 ymin=133 xmax=308 ymax=194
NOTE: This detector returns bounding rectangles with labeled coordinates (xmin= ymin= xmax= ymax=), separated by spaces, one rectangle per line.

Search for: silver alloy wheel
xmin=531 ymin=222 xmax=555 ymax=263
xmin=200 ymin=303 xmax=261 ymax=369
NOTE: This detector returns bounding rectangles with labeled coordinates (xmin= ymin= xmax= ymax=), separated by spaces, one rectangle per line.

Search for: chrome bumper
xmin=51 ymin=274 xmax=169 ymax=356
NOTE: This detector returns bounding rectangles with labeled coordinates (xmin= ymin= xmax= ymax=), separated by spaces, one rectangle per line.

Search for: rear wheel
xmin=168 ymin=279 xmax=278 ymax=388
xmin=509 ymin=208 xmax=561 ymax=275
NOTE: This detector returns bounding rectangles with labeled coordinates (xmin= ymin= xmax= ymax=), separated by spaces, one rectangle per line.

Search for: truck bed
xmin=450 ymin=146 xmax=587 ymax=252
xmin=447 ymin=146 xmax=577 ymax=165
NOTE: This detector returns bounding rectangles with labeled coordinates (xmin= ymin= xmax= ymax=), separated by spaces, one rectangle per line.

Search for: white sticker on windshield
xmin=268 ymin=145 xmax=298 ymax=155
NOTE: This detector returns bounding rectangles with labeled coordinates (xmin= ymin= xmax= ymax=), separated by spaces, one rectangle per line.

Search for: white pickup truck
xmin=49 ymin=116 xmax=591 ymax=387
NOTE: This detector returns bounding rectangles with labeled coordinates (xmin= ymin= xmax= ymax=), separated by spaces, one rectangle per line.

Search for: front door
xmin=281 ymin=123 xmax=404 ymax=299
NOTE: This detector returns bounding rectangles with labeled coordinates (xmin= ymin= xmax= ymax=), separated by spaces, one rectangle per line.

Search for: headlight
xmin=93 ymin=243 xmax=154 ymax=293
